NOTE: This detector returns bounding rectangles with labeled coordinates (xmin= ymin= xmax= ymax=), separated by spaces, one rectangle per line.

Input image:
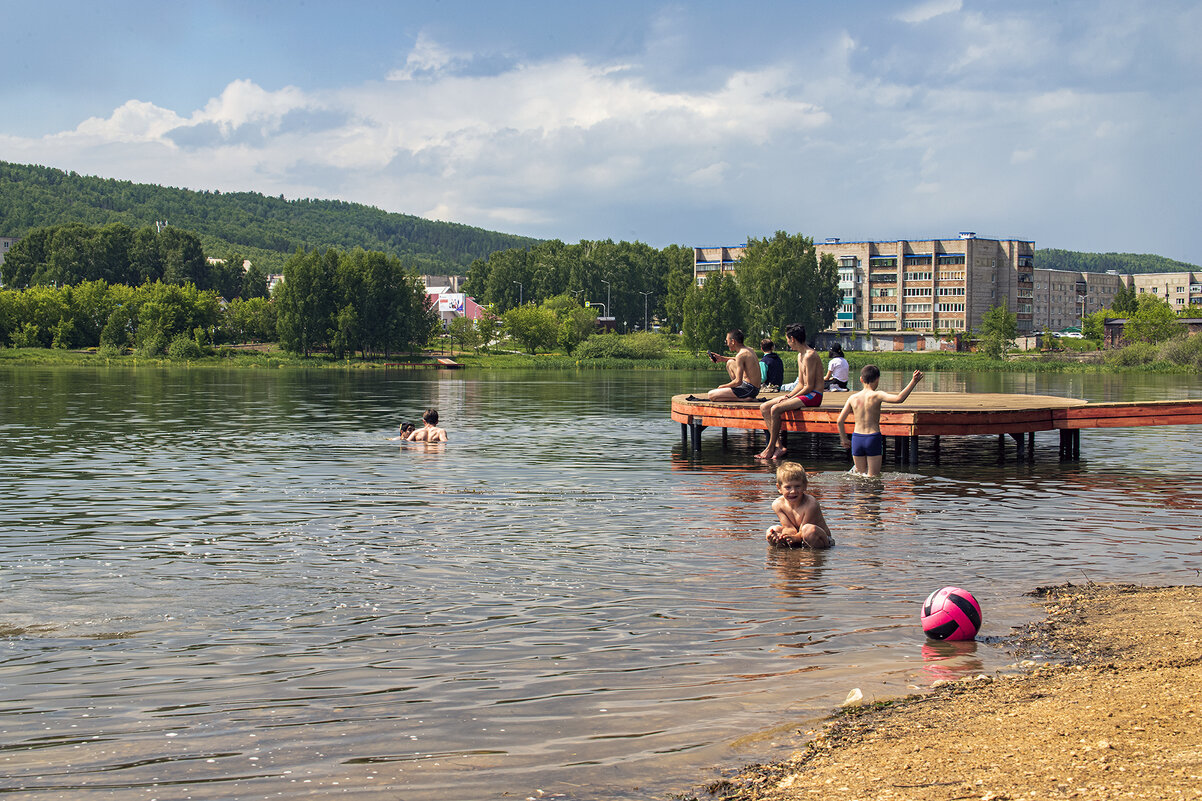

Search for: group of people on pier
xmin=695 ymin=325 xmax=926 ymax=549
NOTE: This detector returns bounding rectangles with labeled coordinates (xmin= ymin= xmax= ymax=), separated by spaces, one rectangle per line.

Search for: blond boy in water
xmin=766 ymin=461 xmax=833 ymax=549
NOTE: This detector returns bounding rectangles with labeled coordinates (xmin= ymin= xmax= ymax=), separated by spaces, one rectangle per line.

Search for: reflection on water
xmin=0 ymin=366 xmax=1200 ymax=801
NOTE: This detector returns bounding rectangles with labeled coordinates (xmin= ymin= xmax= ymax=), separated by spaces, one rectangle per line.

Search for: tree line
xmin=0 ymin=160 xmax=539 ymax=275
xmin=1036 ymin=248 xmax=1199 ymax=275
xmin=0 ymin=246 xmax=437 ymax=358
xmin=2 ymin=222 xmax=269 ymax=299
xmin=465 ymin=232 xmax=839 ymax=352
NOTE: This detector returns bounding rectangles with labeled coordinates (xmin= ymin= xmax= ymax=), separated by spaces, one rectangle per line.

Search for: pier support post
xmin=1027 ymin=431 xmax=1035 ymax=463
xmin=933 ymin=435 xmax=941 ymax=464
xmin=690 ymin=421 xmax=706 ymax=452
xmin=722 ymin=427 xmax=728 ymax=447
xmin=997 ymin=434 xmax=1005 ymax=463
xmin=1012 ymin=432 xmax=1026 ymax=461
xmin=1072 ymin=428 xmax=1080 ymax=460
xmin=909 ymin=435 xmax=919 ymax=465
xmin=681 ymin=422 xmax=688 ymax=449
xmin=894 ymin=436 xmax=902 ymax=464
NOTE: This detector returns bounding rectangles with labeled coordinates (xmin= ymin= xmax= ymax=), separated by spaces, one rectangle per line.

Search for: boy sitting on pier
xmin=836 ymin=366 xmax=923 ymax=477
xmin=766 ymin=461 xmax=833 ymax=549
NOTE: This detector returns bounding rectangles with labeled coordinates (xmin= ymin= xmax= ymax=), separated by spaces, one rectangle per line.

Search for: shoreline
xmin=685 ymin=582 xmax=1202 ymax=801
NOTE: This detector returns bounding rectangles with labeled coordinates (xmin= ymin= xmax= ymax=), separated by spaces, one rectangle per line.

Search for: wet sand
xmin=684 ymin=583 xmax=1202 ymax=801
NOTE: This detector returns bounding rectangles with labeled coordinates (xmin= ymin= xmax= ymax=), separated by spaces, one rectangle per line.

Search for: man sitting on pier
xmin=755 ymin=323 xmax=824 ymax=460
xmin=704 ymin=329 xmax=762 ymax=402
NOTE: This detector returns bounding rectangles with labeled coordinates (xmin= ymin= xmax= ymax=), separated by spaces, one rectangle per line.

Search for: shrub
xmin=167 ymin=334 xmax=204 ymax=359
xmin=96 ymin=343 xmax=124 ymax=359
xmin=136 ymin=332 xmax=166 ymax=358
xmin=1106 ymin=341 xmax=1158 ymax=366
xmin=574 ymin=333 xmax=635 ymax=359
xmin=1157 ymin=332 xmax=1202 ymax=369
xmin=626 ymin=331 xmax=668 ymax=359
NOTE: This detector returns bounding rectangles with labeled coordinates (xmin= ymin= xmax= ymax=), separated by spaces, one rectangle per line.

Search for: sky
xmin=2 ymin=0 xmax=1199 ymax=262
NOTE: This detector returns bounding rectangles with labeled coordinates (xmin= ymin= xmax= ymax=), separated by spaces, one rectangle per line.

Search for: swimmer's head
xmin=400 ymin=422 xmax=415 ymax=433
xmin=775 ymin=461 xmax=807 ymax=490
xmin=860 ymin=364 xmax=880 ymax=385
xmin=422 ymin=408 xmax=439 ymax=425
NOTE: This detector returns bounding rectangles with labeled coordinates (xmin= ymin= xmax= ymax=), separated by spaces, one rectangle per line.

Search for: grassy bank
xmin=1 ymin=344 xmax=1197 ymax=373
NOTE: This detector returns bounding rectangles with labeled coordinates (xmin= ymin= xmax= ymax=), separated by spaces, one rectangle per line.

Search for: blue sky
xmin=2 ymin=0 xmax=1199 ymax=262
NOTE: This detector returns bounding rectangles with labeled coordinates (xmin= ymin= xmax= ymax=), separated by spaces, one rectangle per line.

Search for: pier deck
xmin=671 ymin=392 xmax=1202 ymax=461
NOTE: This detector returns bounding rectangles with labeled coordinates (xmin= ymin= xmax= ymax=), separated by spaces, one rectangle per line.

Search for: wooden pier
xmin=671 ymin=392 xmax=1202 ymax=462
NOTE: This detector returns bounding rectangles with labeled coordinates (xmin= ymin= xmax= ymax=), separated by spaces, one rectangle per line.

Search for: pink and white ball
xmin=921 ymin=587 xmax=982 ymax=641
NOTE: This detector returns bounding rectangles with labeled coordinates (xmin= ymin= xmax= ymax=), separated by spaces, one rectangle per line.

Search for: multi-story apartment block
xmin=1032 ymin=269 xmax=1124 ymax=332
xmin=1129 ymin=271 xmax=1202 ymax=311
xmin=812 ymin=233 xmax=1035 ymax=334
xmin=692 ymin=236 xmax=1200 ymax=336
xmin=693 ymin=245 xmax=746 ymax=286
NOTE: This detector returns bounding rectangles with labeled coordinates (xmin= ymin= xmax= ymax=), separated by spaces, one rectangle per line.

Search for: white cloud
xmin=896 ymin=0 xmax=962 ymax=24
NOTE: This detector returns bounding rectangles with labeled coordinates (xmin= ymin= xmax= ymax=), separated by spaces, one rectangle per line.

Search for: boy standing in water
xmin=836 ymin=366 xmax=923 ymax=477
xmin=407 ymin=408 xmax=448 ymax=442
xmin=766 ymin=461 xmax=833 ymax=548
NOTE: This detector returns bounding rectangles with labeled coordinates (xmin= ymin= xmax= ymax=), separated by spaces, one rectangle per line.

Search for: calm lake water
xmin=1 ymin=366 xmax=1200 ymax=800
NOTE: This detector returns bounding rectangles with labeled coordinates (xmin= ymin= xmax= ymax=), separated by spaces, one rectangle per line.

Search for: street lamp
xmin=639 ymin=290 xmax=652 ymax=331
xmin=601 ymin=279 xmax=611 ymax=320
xmin=513 ymin=281 xmax=523 ymax=306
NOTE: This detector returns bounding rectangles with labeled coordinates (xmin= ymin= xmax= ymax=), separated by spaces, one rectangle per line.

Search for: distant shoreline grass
xmin=0 ymin=345 xmax=1194 ymax=373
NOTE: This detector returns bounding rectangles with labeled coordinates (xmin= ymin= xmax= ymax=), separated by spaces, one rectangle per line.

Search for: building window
xmin=904 ymin=303 xmax=932 ymax=313
xmin=838 ymin=256 xmax=859 ymax=268
xmin=937 ymin=271 xmax=965 ymax=281
xmin=937 ymin=254 xmax=966 ymax=265
xmin=870 ymin=287 xmax=896 ymax=297
xmin=870 ymin=304 xmax=897 ymax=313
xmin=869 ymin=257 xmax=897 ymax=268
xmin=868 ymin=321 xmax=895 ymax=330
xmin=937 ymin=303 xmax=965 ymax=312
xmin=904 ymin=256 xmax=932 ymax=266
xmin=903 ymin=271 xmax=933 ymax=281
xmin=904 ymin=287 xmax=932 ymax=297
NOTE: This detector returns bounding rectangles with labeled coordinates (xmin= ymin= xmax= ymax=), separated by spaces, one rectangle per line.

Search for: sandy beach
xmin=688 ymin=583 xmax=1202 ymax=801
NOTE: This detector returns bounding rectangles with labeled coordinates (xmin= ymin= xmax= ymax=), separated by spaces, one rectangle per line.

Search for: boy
xmin=755 ymin=323 xmax=824 ymax=460
xmin=766 ymin=461 xmax=833 ymax=548
xmin=407 ymin=408 xmax=448 ymax=442
xmin=388 ymin=422 xmax=416 ymax=441
xmin=836 ymin=366 xmax=924 ymax=477
xmin=705 ymin=329 xmax=762 ymax=402
xmin=759 ymin=338 xmax=784 ymax=391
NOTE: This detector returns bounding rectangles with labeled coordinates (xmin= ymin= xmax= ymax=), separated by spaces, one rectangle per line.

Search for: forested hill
xmin=0 ymin=161 xmax=540 ymax=274
xmin=1036 ymin=248 xmax=1199 ymax=275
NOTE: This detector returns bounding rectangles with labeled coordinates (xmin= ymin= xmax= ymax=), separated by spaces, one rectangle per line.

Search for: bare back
xmin=844 ymin=388 xmax=889 ymax=434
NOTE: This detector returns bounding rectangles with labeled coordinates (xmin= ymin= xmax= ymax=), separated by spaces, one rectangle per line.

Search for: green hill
xmin=0 ymin=160 xmax=539 ymax=274
xmin=1036 ymin=248 xmax=1199 ymax=275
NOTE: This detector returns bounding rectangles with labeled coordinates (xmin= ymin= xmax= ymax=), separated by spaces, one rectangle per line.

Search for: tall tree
xmin=735 ymin=231 xmax=839 ymax=342
xmin=682 ymin=271 xmax=744 ymax=353
xmin=979 ymin=302 xmax=1018 ymax=358
xmin=276 ymin=249 xmax=334 ymax=356
xmin=1124 ymin=294 xmax=1180 ymax=344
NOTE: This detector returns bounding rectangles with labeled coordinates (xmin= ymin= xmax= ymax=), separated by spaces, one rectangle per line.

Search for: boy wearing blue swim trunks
xmin=836 ymin=365 xmax=923 ymax=477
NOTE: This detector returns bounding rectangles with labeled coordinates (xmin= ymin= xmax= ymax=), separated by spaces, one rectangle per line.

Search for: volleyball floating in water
xmin=921 ymin=586 xmax=982 ymax=641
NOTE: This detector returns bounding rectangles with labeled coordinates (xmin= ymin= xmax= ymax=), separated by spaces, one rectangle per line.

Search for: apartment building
xmin=692 ymin=245 xmax=746 ymax=286
xmin=812 ymin=233 xmax=1035 ymax=334
xmin=1129 ymin=271 xmax=1202 ymax=311
xmin=1032 ymin=269 xmax=1123 ymax=332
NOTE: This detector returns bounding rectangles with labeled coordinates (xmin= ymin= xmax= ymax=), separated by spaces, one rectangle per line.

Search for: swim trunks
xmin=850 ymin=432 xmax=884 ymax=457
xmin=732 ymin=381 xmax=759 ymax=400
xmin=800 ymin=390 xmax=823 ymax=407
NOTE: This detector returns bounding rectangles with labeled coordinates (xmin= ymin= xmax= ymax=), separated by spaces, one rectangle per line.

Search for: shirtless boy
xmin=406 ymin=408 xmax=448 ymax=442
xmin=705 ymin=329 xmax=762 ymax=402
xmin=836 ymin=366 xmax=923 ymax=477
xmin=755 ymin=323 xmax=823 ymax=460
xmin=766 ymin=461 xmax=833 ymax=549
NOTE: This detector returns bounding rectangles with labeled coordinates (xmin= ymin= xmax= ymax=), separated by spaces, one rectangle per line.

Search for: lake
xmin=1 ymin=366 xmax=1199 ymax=800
